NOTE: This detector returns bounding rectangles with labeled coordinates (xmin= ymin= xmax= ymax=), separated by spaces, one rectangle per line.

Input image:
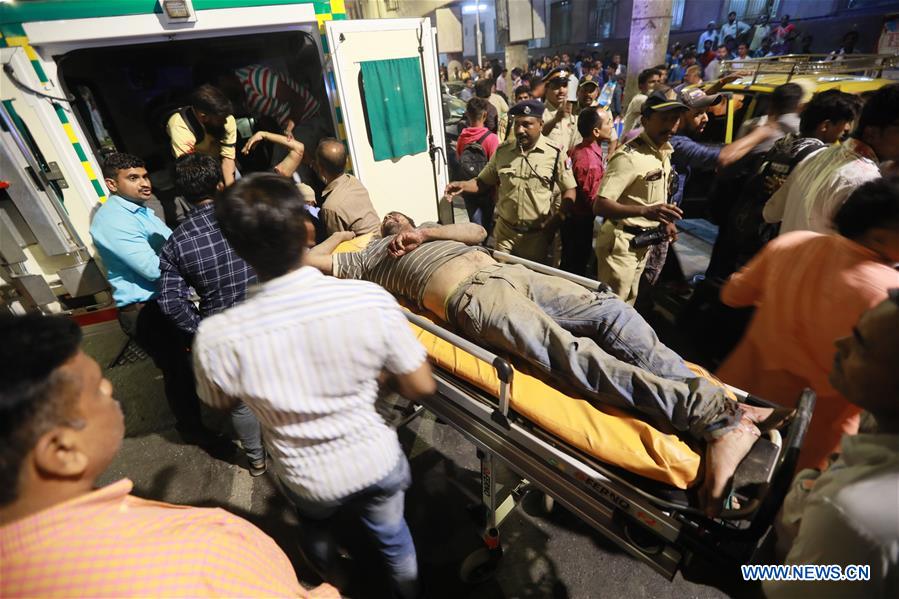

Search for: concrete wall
xmin=368 ymin=0 xmax=894 ymax=65
xmin=352 ymin=0 xmax=456 ymax=19
xmin=778 ymin=0 xmax=841 ymax=20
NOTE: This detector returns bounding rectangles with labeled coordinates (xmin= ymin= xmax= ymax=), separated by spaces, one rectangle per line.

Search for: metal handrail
xmin=722 ymin=53 xmax=898 ymax=83
xmin=492 ymin=250 xmax=607 ymax=292
xmin=404 ymin=310 xmax=514 ymax=418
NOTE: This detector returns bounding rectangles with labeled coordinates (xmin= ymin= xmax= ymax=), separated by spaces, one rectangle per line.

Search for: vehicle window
xmin=697 ymin=92 xmax=758 ymax=143
xmin=56 ymin=31 xmax=333 ymax=180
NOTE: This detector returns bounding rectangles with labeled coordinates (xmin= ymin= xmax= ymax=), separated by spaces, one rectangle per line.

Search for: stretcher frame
xmin=400 ymin=251 xmax=815 ymax=581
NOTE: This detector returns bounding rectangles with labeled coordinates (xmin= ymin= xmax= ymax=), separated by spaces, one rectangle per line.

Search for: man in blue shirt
xmin=637 ymin=88 xmax=781 ymax=303
xmin=90 ymin=153 xmax=215 ymax=445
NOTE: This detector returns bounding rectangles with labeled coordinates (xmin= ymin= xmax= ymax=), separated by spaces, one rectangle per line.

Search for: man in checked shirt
xmin=157 ymin=154 xmax=266 ymax=475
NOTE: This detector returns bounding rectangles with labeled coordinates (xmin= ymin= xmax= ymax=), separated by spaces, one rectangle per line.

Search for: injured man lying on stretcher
xmin=305 ymin=212 xmax=787 ymax=515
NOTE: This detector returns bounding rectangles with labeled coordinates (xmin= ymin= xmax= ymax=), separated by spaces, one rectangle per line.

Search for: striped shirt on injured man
xmin=333 ymin=235 xmax=487 ymax=308
xmin=192 ymin=267 xmax=427 ymax=501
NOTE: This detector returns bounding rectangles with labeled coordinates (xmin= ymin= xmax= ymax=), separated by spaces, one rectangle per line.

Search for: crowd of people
xmin=2 ymin=23 xmax=899 ymax=598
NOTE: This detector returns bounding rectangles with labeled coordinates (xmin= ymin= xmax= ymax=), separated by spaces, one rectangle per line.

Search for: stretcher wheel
xmin=460 ymin=547 xmax=502 ymax=583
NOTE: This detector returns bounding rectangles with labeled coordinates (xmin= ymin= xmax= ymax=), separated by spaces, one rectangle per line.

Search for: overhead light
xmin=461 ymin=4 xmax=488 ymax=14
xmin=160 ymin=0 xmax=197 ymax=24
xmin=162 ymin=0 xmax=193 ymax=19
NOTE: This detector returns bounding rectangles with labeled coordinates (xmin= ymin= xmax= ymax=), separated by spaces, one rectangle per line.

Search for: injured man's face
xmin=381 ymin=211 xmax=415 ymax=237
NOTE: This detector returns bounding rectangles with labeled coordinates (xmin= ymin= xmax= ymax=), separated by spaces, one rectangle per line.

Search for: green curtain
xmin=359 ymin=57 xmax=428 ymax=161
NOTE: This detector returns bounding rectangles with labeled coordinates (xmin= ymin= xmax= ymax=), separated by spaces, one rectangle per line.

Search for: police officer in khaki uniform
xmin=573 ymin=74 xmax=600 ymax=116
xmin=593 ymin=91 xmax=688 ymax=304
xmin=541 ymin=67 xmax=580 ymax=152
xmin=445 ymin=100 xmax=577 ymax=264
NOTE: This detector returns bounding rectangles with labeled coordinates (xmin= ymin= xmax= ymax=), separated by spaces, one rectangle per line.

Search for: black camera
xmin=629 ymin=225 xmax=670 ymax=249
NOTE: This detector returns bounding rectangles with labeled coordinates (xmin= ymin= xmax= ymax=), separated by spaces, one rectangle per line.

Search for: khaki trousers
xmin=595 ymin=220 xmax=650 ymax=305
xmin=494 ymin=217 xmax=552 ymax=264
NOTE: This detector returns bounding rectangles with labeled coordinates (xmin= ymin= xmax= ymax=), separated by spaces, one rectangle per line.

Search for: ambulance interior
xmin=57 ymin=30 xmax=335 ymax=225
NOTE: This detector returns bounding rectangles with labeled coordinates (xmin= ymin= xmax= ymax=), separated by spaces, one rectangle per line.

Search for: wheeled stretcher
xmin=333 ymin=239 xmax=816 ymax=580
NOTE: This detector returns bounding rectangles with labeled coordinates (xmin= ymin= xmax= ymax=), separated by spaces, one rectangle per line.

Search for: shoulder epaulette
xmin=543 ymin=139 xmax=564 ymax=153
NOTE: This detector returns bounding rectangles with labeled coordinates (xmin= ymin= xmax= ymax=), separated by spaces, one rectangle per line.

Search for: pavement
xmin=82 ymin=222 xmax=755 ymax=599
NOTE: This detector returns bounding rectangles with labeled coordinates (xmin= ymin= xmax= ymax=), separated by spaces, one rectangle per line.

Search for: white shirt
xmin=720 ymin=20 xmax=750 ymax=41
xmin=750 ymin=24 xmax=770 ymax=50
xmin=763 ymin=140 xmax=882 ymax=235
xmin=765 ymin=434 xmax=899 ymax=598
xmin=193 ymin=267 xmax=427 ymax=501
xmin=698 ymin=30 xmax=718 ymax=51
xmin=704 ymin=58 xmax=724 ymax=82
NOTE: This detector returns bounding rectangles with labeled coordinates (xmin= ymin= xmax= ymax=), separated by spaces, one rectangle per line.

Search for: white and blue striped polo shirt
xmin=193 ymin=266 xmax=427 ymax=501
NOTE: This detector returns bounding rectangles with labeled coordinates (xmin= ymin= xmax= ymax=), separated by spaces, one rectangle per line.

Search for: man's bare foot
xmin=702 ymin=418 xmax=761 ymax=517
xmin=739 ymin=403 xmax=793 ymax=432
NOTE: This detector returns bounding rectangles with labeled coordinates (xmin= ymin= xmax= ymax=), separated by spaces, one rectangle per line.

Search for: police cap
xmin=542 ymin=67 xmax=571 ymax=85
xmin=641 ymin=90 xmax=689 ymax=117
xmin=578 ymin=74 xmax=600 ymax=89
xmin=508 ymin=99 xmax=546 ymax=119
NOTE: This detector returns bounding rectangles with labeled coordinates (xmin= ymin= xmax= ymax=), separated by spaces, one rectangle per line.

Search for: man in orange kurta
xmin=717 ymin=178 xmax=899 ymax=470
xmin=0 ymin=313 xmax=337 ymax=599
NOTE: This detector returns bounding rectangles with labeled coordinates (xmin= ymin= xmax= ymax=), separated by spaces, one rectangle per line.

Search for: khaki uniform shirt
xmin=166 ymin=112 xmax=237 ymax=160
xmin=542 ymin=102 xmax=580 ymax=152
xmin=320 ymin=174 xmax=381 ymax=236
xmin=497 ymin=112 xmax=510 ymax=143
xmin=488 ymin=93 xmax=509 ymax=116
xmin=597 ymin=131 xmax=673 ymax=230
xmin=477 ymin=135 xmax=576 ymax=225
xmin=621 ymin=93 xmax=647 ymax=135
xmin=572 ymin=99 xmax=599 ymax=116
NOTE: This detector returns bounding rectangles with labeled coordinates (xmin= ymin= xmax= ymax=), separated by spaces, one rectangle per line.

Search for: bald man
xmin=314 ymin=138 xmax=381 ymax=236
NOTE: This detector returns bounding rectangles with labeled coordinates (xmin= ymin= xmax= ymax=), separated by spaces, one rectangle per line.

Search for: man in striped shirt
xmin=309 ymin=212 xmax=786 ymax=516
xmin=216 ymin=64 xmax=320 ymax=137
xmin=193 ymin=174 xmax=435 ymax=598
xmin=0 ymin=313 xmax=337 ymax=599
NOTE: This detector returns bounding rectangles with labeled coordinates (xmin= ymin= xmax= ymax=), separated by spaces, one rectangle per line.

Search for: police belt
xmin=498 ymin=216 xmax=544 ymax=234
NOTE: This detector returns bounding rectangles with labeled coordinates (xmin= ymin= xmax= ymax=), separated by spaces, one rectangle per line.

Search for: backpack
xmin=457 ymin=130 xmax=492 ymax=180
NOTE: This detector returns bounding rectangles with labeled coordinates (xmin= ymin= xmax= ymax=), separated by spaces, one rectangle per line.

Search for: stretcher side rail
xmin=423 ymin=368 xmax=686 ymax=579
xmin=404 ymin=311 xmax=514 ymax=424
xmin=492 ymin=250 xmax=607 ymax=293
xmin=423 ymin=363 xmax=817 ymax=577
xmin=405 ymin=280 xmax=803 ymax=520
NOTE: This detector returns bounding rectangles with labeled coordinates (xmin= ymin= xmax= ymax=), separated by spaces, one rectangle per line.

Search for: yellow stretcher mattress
xmin=332 ymin=236 xmax=715 ymax=489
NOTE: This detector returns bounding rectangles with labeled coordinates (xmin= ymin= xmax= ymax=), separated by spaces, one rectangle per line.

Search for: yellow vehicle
xmin=704 ymin=54 xmax=898 ymax=144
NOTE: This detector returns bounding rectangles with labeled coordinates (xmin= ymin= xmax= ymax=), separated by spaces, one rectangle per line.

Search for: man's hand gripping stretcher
xmin=305 ymin=215 xmax=794 ymax=518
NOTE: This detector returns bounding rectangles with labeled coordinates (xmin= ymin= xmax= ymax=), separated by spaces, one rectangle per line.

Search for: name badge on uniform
xmin=644 ymin=168 xmax=664 ymax=181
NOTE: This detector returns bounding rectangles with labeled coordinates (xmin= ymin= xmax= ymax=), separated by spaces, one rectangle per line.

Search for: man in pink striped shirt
xmin=0 ymin=313 xmax=336 ymax=598
xmin=215 ymin=64 xmax=321 ymax=140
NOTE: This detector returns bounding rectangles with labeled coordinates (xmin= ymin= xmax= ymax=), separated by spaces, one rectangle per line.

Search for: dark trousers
xmin=560 ymin=213 xmax=595 ymax=277
xmin=118 ymin=300 xmax=204 ymax=432
xmin=463 ymin=192 xmax=495 ymax=236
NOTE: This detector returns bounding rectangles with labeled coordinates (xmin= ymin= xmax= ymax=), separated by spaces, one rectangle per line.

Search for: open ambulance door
xmin=3 ymin=3 xmax=327 ymax=313
xmin=325 ymin=19 xmax=448 ymax=226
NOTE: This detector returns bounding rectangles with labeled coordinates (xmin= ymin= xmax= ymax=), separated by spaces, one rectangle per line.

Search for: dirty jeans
xmin=230 ymin=402 xmax=264 ymax=462
xmin=446 ymin=263 xmax=733 ymax=439
xmin=280 ymin=456 xmax=419 ymax=599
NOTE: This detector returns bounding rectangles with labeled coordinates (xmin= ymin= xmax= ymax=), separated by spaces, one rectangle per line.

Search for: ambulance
xmin=0 ymin=0 xmax=449 ymax=316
